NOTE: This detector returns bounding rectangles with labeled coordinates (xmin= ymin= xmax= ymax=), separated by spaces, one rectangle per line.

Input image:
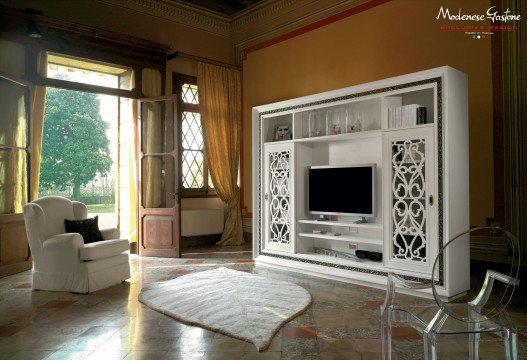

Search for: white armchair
xmin=23 ymin=196 xmax=130 ymax=293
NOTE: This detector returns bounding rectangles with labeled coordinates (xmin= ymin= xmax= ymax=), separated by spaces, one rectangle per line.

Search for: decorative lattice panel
xmin=268 ymin=150 xmax=291 ymax=244
xmin=391 ymin=139 xmax=427 ymax=262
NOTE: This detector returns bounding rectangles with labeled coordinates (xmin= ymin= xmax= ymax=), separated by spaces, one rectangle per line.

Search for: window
xmin=174 ymin=74 xmax=214 ymax=196
xmin=40 ymin=54 xmax=133 ymax=230
xmin=46 ymin=53 xmax=133 ymax=90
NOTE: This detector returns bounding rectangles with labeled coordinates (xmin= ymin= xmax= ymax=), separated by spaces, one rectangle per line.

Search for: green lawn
xmin=86 ymin=204 xmax=115 ymax=213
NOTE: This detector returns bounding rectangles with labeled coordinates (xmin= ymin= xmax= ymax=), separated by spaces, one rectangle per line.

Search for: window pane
xmin=181 ymin=112 xmax=203 ymax=150
xmin=141 ymin=155 xmax=175 ymax=208
xmin=0 ymin=149 xmax=27 ymax=214
xmin=47 ymin=53 xmax=132 ymax=90
xmin=0 ymin=77 xmax=28 ymax=148
xmin=182 ymin=150 xmax=204 ymax=188
xmin=141 ymin=101 xmax=174 ymax=153
xmin=181 ymin=83 xmax=199 ymax=104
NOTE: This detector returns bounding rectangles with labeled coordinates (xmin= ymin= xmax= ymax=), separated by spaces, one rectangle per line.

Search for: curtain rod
xmin=167 ymin=51 xmax=240 ymax=70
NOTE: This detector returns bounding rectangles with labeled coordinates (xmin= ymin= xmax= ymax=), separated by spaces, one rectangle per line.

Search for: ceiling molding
xmin=97 ymin=0 xmax=231 ymax=37
xmin=230 ymin=0 xmax=370 ymax=59
xmin=96 ymin=0 xmax=377 ymax=62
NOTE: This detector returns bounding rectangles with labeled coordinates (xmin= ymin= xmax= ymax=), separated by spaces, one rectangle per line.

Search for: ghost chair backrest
xmin=431 ymin=227 xmax=520 ymax=323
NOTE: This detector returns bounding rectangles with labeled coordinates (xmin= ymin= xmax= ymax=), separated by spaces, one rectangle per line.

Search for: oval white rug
xmin=138 ymin=267 xmax=312 ymax=351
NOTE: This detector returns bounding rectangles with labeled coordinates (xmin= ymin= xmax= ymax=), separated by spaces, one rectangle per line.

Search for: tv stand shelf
xmin=298 ymin=219 xmax=383 ymax=229
xmin=298 ymin=232 xmax=381 ymax=245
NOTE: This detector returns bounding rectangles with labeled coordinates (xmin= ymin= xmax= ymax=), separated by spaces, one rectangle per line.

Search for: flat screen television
xmin=308 ymin=164 xmax=375 ymax=218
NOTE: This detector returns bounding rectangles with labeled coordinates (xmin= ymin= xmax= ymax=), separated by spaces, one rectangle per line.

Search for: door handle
xmin=429 ymin=195 xmax=434 ymax=206
xmin=170 ymin=189 xmax=180 ymax=202
xmin=265 ymin=193 xmax=268 ymax=201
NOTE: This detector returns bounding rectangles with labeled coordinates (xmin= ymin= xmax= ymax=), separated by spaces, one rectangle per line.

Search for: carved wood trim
xmin=99 ymin=0 xmax=230 ymax=36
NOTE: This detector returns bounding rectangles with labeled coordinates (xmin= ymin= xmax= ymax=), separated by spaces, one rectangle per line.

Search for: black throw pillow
xmin=64 ymin=216 xmax=104 ymax=244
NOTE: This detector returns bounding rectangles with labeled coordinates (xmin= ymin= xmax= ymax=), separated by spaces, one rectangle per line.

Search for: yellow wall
xmin=242 ymin=0 xmax=494 ymax=226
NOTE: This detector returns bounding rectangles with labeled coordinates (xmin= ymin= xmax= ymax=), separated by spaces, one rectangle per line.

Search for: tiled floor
xmin=0 ymin=245 xmax=525 ymax=360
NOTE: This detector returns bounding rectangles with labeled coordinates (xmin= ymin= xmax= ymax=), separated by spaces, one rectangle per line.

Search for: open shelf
xmin=294 ymin=129 xmax=381 ymax=144
xmin=298 ymin=219 xmax=382 ymax=229
xmin=385 ymin=123 xmax=434 ymax=132
xmin=263 ymin=129 xmax=381 ymax=145
xmin=298 ymin=232 xmax=382 ymax=245
xmin=293 ymin=251 xmax=385 ymax=270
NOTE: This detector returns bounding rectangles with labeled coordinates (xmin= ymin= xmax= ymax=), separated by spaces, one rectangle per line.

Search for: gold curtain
xmin=30 ymin=52 xmax=47 ymax=201
xmin=0 ymin=40 xmax=28 ymax=214
xmin=197 ymin=62 xmax=243 ymax=246
xmin=141 ymin=68 xmax=163 ymax=208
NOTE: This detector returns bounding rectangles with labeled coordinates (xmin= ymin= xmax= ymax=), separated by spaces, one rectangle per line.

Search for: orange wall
xmin=242 ymin=0 xmax=494 ymax=226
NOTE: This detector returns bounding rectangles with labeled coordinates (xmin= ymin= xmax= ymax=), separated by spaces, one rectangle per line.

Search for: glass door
xmin=138 ymin=97 xmax=180 ymax=257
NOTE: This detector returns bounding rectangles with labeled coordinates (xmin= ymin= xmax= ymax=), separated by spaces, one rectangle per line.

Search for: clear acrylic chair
xmin=381 ymin=227 xmax=521 ymax=360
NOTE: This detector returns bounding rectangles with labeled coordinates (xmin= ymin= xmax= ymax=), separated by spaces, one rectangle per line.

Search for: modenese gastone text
xmin=436 ymin=6 xmax=521 ymax=22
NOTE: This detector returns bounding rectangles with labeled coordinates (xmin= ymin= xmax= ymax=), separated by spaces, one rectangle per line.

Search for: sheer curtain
xmin=0 ymin=40 xmax=28 ymax=213
xmin=197 ymin=62 xmax=243 ymax=246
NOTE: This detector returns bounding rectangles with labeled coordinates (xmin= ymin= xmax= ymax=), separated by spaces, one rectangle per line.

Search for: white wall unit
xmin=252 ymin=66 xmax=469 ymax=299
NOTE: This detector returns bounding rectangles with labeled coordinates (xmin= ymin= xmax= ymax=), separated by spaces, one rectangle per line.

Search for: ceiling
xmin=173 ymin=0 xmax=263 ymax=16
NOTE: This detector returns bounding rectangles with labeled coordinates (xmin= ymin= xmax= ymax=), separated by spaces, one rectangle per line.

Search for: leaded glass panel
xmin=181 ymin=112 xmax=203 ymax=150
xmin=182 ymin=150 xmax=204 ymax=188
xmin=181 ymin=83 xmax=199 ymax=104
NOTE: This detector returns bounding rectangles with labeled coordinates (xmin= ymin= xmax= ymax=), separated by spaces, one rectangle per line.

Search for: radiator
xmin=181 ymin=208 xmax=224 ymax=237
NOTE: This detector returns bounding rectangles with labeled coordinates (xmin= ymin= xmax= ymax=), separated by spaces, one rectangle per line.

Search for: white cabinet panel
xmin=383 ymin=126 xmax=436 ymax=274
xmin=263 ymin=142 xmax=295 ymax=253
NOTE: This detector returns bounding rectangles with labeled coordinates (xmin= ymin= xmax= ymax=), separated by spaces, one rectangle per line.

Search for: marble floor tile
xmin=3 ymin=350 xmax=53 ymax=360
xmin=43 ymin=350 xmax=93 ymax=360
xmin=282 ymin=327 xmax=317 ymax=339
xmin=0 ymin=245 xmax=524 ymax=360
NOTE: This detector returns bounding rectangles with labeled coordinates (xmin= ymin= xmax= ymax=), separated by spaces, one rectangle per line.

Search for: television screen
xmin=308 ymin=164 xmax=375 ymax=217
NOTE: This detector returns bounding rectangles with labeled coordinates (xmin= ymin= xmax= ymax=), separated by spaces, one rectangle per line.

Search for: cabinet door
xmin=263 ymin=142 xmax=295 ymax=253
xmin=383 ymin=127 xmax=436 ymax=274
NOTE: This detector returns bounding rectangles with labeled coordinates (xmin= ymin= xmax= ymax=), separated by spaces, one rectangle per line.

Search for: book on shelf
xmin=388 ymin=104 xmax=427 ymax=128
